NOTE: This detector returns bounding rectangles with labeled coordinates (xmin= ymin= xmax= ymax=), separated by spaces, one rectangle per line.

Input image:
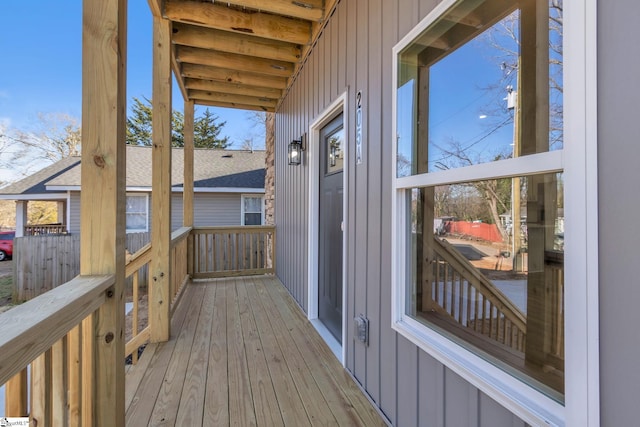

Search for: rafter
xmin=181 ymin=63 xmax=288 ymax=89
xmin=177 ymin=46 xmax=293 ymax=78
xmin=172 ymin=23 xmax=301 ymax=63
xmin=177 ymin=47 xmax=293 ymax=79
xmin=218 ymin=0 xmax=324 ymax=22
xmin=195 ymin=99 xmax=273 ymax=112
xmin=188 ymin=89 xmax=278 ymax=109
xmin=184 ymin=78 xmax=282 ymax=99
xmin=165 ymin=0 xmax=312 ymax=46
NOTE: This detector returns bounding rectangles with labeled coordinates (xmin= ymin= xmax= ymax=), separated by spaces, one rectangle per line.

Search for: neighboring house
xmin=0 ymin=145 xmax=266 ymax=235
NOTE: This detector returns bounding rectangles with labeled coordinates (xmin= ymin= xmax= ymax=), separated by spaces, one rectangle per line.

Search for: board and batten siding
xmin=597 ymin=0 xmax=640 ymax=425
xmin=274 ymin=0 xmax=527 ymax=425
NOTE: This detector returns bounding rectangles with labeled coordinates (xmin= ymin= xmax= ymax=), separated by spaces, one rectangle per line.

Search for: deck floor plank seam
xmin=236 ymin=277 xmax=285 ymax=426
xmin=125 ymin=277 xmax=387 ymax=427
xmin=243 ymin=277 xmax=311 ymax=426
xmin=262 ymin=276 xmax=387 ymax=427
xmin=226 ymin=279 xmax=259 ymax=426
xmin=203 ymin=279 xmax=229 ymax=426
xmin=149 ymin=284 xmax=207 ymax=426
xmin=125 ymin=283 xmax=199 ymax=426
xmin=248 ymin=277 xmax=342 ymax=426
xmin=175 ymin=284 xmax=216 ymax=426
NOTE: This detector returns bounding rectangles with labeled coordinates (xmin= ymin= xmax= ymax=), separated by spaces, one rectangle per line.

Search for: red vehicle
xmin=0 ymin=231 xmax=14 ymax=261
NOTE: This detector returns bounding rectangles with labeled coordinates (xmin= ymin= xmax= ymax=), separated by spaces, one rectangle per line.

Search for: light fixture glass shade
xmin=288 ymin=140 xmax=302 ymax=165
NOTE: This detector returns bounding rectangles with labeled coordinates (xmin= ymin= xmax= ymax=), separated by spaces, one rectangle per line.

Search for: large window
xmin=126 ymin=194 xmax=149 ymax=233
xmin=392 ymin=0 xmax=593 ymax=424
xmin=242 ymin=195 xmax=264 ymax=225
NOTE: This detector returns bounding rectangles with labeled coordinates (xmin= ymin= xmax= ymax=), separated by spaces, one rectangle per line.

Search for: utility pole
xmin=507 ymin=84 xmax=523 ymax=272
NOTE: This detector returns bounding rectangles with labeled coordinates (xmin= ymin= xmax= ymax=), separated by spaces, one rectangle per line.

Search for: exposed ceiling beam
xmin=172 ymin=23 xmax=301 ymax=63
xmin=443 ymin=11 xmax=484 ymax=28
xmin=219 ymin=0 xmax=324 ymax=22
xmin=184 ymin=78 xmax=282 ymax=99
xmin=181 ymin=63 xmax=289 ymax=90
xmin=189 ymin=90 xmax=278 ymax=109
xmin=195 ymin=100 xmax=274 ymax=112
xmin=165 ymin=0 xmax=312 ymax=46
xmin=177 ymin=46 xmax=294 ymax=78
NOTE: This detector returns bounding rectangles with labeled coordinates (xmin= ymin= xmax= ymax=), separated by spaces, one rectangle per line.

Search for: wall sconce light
xmin=288 ymin=135 xmax=305 ymax=166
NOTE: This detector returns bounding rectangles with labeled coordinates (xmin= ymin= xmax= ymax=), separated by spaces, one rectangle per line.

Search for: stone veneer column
xmin=264 ymin=113 xmax=275 ymax=269
xmin=264 ymin=112 xmax=275 ymax=226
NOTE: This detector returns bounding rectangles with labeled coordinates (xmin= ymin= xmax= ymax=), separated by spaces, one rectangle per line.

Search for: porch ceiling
xmin=148 ymin=0 xmax=338 ymax=112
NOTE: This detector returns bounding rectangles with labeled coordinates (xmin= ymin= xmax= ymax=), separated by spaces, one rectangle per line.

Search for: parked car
xmin=0 ymin=231 xmax=15 ymax=261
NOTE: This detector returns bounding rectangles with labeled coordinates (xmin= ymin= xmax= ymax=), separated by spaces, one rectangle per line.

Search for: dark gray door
xmin=318 ymin=114 xmax=344 ymax=343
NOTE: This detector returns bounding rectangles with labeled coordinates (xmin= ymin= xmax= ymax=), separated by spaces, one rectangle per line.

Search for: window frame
xmin=390 ymin=1 xmax=599 ymax=425
xmin=241 ymin=194 xmax=264 ymax=226
xmin=125 ymin=193 xmax=149 ymax=233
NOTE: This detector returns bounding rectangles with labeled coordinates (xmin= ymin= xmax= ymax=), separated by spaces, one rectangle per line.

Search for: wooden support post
xmin=81 ymin=0 xmax=127 ymax=425
xmin=184 ymin=100 xmax=195 ymax=228
xmin=150 ymin=15 xmax=173 ymax=343
xmin=184 ymin=100 xmax=195 ymax=276
xmin=417 ymin=59 xmax=434 ymax=313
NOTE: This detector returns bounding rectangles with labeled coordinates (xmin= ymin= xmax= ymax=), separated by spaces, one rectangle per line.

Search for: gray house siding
xmin=72 ymin=191 xmax=259 ymax=234
xmin=69 ymin=191 xmax=81 ymax=234
xmin=597 ymin=0 xmax=640 ymax=425
xmin=275 ymin=0 xmax=526 ymax=425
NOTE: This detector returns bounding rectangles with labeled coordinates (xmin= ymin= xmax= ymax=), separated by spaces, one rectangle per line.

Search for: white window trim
xmin=390 ymin=1 xmax=599 ymax=426
xmin=126 ymin=193 xmax=149 ymax=233
xmin=241 ymin=194 xmax=265 ymax=226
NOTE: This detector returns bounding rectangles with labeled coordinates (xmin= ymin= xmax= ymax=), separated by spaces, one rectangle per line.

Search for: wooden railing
xmin=24 ymin=223 xmax=68 ymax=235
xmin=1 ymin=275 xmax=115 ymax=423
xmin=191 ymin=226 xmax=276 ymax=279
xmin=429 ymin=238 xmax=527 ymax=352
xmin=124 ymin=227 xmax=191 ymax=364
xmin=545 ymin=250 xmax=564 ymax=367
xmin=170 ymin=227 xmax=190 ymax=307
xmin=125 ymin=242 xmax=152 ymax=365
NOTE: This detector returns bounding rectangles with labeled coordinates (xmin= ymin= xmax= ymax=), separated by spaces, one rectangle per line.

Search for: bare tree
xmin=480 ymin=2 xmax=563 ymax=147
xmin=16 ymin=113 xmax=81 ymax=161
xmin=237 ymin=111 xmax=266 ymax=150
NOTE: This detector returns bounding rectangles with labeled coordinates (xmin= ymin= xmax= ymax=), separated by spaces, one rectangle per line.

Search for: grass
xmin=0 ymin=275 xmax=13 ymax=303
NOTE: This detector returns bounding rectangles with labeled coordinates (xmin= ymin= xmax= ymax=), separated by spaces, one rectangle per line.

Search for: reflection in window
xmin=126 ymin=194 xmax=148 ymax=233
xmin=326 ymin=128 xmax=344 ymax=174
xmin=407 ymin=173 xmax=564 ymax=401
xmin=396 ymin=1 xmax=564 ymax=177
xmin=243 ymin=196 xmax=263 ymax=226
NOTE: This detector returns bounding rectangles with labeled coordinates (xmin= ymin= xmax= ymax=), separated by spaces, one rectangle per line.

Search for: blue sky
xmin=0 ymin=2 xmax=262 ymax=181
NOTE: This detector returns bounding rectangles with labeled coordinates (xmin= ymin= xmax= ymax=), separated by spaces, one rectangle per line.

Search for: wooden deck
xmin=125 ymin=276 xmax=387 ymax=426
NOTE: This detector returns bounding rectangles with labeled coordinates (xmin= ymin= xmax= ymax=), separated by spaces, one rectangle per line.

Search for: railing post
xmin=81 ymin=0 xmax=127 ymax=425
xmin=150 ymin=14 xmax=173 ymax=343
xmin=5 ymin=369 xmax=28 ymax=417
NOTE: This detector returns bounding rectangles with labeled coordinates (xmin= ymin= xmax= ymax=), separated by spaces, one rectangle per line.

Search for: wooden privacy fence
xmin=13 ymin=232 xmax=150 ymax=301
xmin=191 ymin=226 xmax=276 ymax=278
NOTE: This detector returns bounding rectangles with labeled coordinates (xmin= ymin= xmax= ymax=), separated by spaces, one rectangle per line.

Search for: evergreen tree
xmin=194 ymin=109 xmax=229 ymax=149
xmin=126 ymin=97 xmax=153 ymax=146
xmin=126 ymin=98 xmax=228 ymax=148
xmin=126 ymin=97 xmax=187 ymax=147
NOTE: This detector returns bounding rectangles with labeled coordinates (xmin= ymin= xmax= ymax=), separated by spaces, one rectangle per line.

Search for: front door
xmin=318 ymin=114 xmax=344 ymax=343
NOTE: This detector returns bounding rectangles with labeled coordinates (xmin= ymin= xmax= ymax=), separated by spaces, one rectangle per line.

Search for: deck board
xmin=125 ymin=276 xmax=387 ymax=427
